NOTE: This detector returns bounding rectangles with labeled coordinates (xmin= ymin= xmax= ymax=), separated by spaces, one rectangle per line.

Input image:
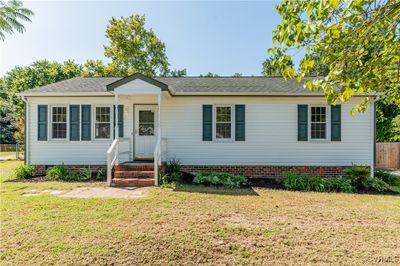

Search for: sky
xmin=0 ymin=0 xmax=295 ymax=77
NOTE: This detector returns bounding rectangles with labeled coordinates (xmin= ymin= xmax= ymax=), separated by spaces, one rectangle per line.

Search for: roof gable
xmin=106 ymin=73 xmax=169 ymax=92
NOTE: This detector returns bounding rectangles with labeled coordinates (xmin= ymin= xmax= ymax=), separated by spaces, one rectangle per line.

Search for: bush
xmin=363 ymin=178 xmax=392 ymax=192
xmin=344 ymin=166 xmax=370 ymax=190
xmin=46 ymin=165 xmax=69 ymax=180
xmin=79 ymin=168 xmax=92 ymax=181
xmin=163 ymin=159 xmax=182 ymax=183
xmin=375 ymin=171 xmax=400 ymax=186
xmin=14 ymin=165 xmax=36 ymax=179
xmin=283 ymin=173 xmax=353 ymax=193
xmin=96 ymin=166 xmax=107 ymax=180
xmin=192 ymin=171 xmax=247 ymax=188
xmin=46 ymin=165 xmax=91 ymax=181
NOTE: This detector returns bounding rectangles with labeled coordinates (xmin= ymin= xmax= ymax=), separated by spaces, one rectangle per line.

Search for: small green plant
xmin=344 ymin=166 xmax=370 ymax=190
xmin=96 ymin=166 xmax=107 ymax=180
xmin=14 ymin=165 xmax=36 ymax=179
xmin=159 ymin=173 xmax=175 ymax=188
xmin=46 ymin=165 xmax=69 ymax=180
xmin=165 ymin=158 xmax=182 ymax=183
xmin=79 ymin=168 xmax=92 ymax=181
xmin=363 ymin=178 xmax=391 ymax=192
xmin=283 ymin=173 xmax=354 ymax=193
xmin=192 ymin=171 xmax=247 ymax=188
xmin=375 ymin=171 xmax=400 ymax=186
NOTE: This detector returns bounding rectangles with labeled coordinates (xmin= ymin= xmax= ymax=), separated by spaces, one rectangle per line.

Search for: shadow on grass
xmin=173 ymin=183 xmax=259 ymax=196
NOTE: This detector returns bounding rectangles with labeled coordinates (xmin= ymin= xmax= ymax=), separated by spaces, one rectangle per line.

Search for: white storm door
xmin=134 ymin=105 xmax=158 ymax=159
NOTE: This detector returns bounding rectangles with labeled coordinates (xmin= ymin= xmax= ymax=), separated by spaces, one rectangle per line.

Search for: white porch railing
xmin=153 ymin=137 xmax=162 ymax=186
xmin=106 ymin=137 xmax=131 ymax=186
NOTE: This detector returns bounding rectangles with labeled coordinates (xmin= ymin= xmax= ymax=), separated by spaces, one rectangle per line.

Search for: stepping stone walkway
xmin=22 ymin=187 xmax=151 ymax=199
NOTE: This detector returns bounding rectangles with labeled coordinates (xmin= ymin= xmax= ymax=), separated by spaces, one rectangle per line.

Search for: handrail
xmin=106 ymin=139 xmax=119 ymax=186
xmin=106 ymin=137 xmax=131 ymax=186
xmin=153 ymin=137 xmax=162 ymax=186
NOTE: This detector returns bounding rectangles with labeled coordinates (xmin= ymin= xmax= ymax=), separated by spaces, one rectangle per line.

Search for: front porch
xmin=105 ymin=74 xmax=168 ymax=187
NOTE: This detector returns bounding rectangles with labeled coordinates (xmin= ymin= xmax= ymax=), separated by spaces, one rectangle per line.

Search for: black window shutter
xmin=81 ymin=105 xmax=91 ymax=141
xmin=69 ymin=105 xmax=80 ymax=141
xmin=37 ymin=105 xmax=48 ymax=141
xmin=235 ymin=105 xmax=245 ymax=141
xmin=331 ymin=105 xmax=341 ymax=141
xmin=113 ymin=105 xmax=124 ymax=138
xmin=298 ymin=104 xmax=308 ymax=141
xmin=203 ymin=105 xmax=213 ymax=141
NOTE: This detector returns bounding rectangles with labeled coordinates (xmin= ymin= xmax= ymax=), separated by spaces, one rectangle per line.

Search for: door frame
xmin=132 ymin=104 xmax=158 ymax=160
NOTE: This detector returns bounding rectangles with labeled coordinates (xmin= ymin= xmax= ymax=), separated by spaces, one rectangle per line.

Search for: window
xmin=95 ymin=106 xmax=111 ymax=139
xmin=310 ymin=106 xmax=327 ymax=139
xmin=215 ymin=106 xmax=232 ymax=139
xmin=51 ymin=106 xmax=67 ymax=139
xmin=138 ymin=110 xmax=155 ymax=136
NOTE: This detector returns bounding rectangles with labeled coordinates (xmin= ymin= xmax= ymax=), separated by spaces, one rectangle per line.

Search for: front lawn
xmin=1 ymin=177 xmax=399 ymax=264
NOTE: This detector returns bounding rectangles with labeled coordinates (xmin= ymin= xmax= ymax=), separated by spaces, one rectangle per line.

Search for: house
xmin=19 ymin=73 xmax=377 ymax=186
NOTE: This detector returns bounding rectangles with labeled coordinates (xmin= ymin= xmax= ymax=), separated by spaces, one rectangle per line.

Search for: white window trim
xmin=213 ymin=104 xmax=235 ymax=142
xmin=93 ymin=105 xmax=113 ymax=141
xmin=50 ymin=105 xmax=69 ymax=141
xmin=308 ymin=105 xmax=330 ymax=142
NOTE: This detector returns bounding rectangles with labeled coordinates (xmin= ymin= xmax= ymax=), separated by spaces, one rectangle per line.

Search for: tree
xmin=262 ymin=53 xmax=293 ymax=76
xmin=0 ymin=60 xmax=82 ymax=143
xmin=232 ymin=73 xmax=243 ymax=77
xmin=376 ymin=96 xmax=400 ymax=142
xmin=269 ymin=0 xmax=400 ymax=113
xmin=0 ymin=0 xmax=34 ymax=41
xmin=200 ymin=72 xmax=219 ymax=77
xmin=168 ymin=69 xmax=187 ymax=77
xmin=81 ymin=59 xmax=120 ymax=77
xmin=104 ymin=14 xmax=169 ymax=77
xmin=299 ymin=53 xmax=329 ymax=77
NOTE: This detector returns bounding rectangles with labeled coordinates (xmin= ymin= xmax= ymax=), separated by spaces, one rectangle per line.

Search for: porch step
xmin=114 ymin=164 xmax=154 ymax=171
xmin=114 ymin=170 xmax=154 ymax=179
xmin=112 ymin=178 xmax=155 ymax=187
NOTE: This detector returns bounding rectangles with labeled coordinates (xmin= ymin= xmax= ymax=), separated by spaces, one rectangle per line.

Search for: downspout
xmin=370 ymin=95 xmax=380 ymax=178
xmin=20 ymin=96 xmax=29 ymax=165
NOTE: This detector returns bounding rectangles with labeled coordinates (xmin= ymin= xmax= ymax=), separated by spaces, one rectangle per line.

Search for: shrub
xmin=325 ymin=177 xmax=354 ymax=193
xmin=164 ymin=159 xmax=182 ymax=183
xmin=344 ymin=166 xmax=370 ymax=190
xmin=363 ymin=178 xmax=391 ymax=192
xmin=14 ymin=165 xmax=36 ymax=179
xmin=192 ymin=171 xmax=247 ymax=188
xmin=79 ymin=168 xmax=92 ymax=181
xmin=283 ymin=173 xmax=353 ymax=193
xmin=96 ymin=166 xmax=107 ymax=180
xmin=375 ymin=171 xmax=400 ymax=186
xmin=46 ymin=165 xmax=69 ymax=180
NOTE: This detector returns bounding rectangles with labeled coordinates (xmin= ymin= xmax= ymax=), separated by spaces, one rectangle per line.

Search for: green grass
xmin=0 ymin=151 xmax=23 ymax=156
xmin=1 ymin=163 xmax=399 ymax=264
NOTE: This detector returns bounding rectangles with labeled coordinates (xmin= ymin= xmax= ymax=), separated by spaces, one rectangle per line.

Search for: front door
xmin=134 ymin=105 xmax=158 ymax=159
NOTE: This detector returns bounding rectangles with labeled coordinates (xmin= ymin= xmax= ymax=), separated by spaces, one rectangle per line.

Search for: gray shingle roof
xmin=21 ymin=76 xmax=324 ymax=96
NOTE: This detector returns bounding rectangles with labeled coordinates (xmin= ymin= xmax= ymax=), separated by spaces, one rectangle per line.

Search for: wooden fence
xmin=376 ymin=142 xmax=400 ymax=169
xmin=0 ymin=144 xmax=18 ymax=152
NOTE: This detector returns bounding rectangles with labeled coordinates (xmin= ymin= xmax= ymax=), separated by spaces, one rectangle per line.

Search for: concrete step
xmin=112 ymin=178 xmax=155 ymax=187
xmin=114 ymin=170 xmax=154 ymax=179
xmin=114 ymin=164 xmax=154 ymax=171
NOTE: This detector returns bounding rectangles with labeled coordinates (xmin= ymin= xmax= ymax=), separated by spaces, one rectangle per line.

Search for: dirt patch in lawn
xmin=21 ymin=186 xmax=151 ymax=199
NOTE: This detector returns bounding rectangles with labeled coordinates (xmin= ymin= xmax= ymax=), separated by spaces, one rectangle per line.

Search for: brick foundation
xmin=35 ymin=165 xmax=105 ymax=175
xmin=179 ymin=165 xmax=346 ymax=178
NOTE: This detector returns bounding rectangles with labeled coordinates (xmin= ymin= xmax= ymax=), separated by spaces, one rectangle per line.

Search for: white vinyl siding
xmin=26 ymin=95 xmax=372 ymax=167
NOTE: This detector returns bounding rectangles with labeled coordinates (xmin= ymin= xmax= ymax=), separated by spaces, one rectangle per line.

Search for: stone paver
xmin=22 ymin=186 xmax=151 ymax=199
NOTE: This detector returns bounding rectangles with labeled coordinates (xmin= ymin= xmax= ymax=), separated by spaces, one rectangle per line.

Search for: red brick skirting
xmin=179 ymin=165 xmax=346 ymax=178
xmin=35 ymin=165 xmax=105 ymax=175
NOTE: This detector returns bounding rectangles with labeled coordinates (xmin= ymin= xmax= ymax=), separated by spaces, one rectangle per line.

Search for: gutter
xmin=20 ymin=96 xmax=29 ymax=165
xmin=371 ymin=95 xmax=381 ymax=178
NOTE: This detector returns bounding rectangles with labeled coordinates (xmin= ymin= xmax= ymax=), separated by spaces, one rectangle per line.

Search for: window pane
xmin=311 ymin=106 xmax=327 ymax=139
xmin=216 ymin=107 xmax=231 ymax=122
xmin=96 ymin=107 xmax=110 ymax=122
xmin=139 ymin=110 xmax=155 ymax=136
xmin=216 ymin=123 xmax=231 ymax=139
xmin=52 ymin=107 xmax=67 ymax=139
xmin=52 ymin=123 xmax=67 ymax=138
xmin=95 ymin=123 xmax=110 ymax=138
